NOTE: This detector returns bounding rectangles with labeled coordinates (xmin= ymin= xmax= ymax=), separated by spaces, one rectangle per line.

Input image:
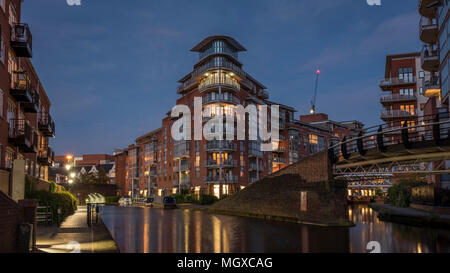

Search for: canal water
xmin=100 ymin=205 xmax=450 ymax=253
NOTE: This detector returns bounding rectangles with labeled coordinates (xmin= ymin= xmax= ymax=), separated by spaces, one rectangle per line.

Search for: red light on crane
xmin=316 ymin=69 xmax=321 ymax=75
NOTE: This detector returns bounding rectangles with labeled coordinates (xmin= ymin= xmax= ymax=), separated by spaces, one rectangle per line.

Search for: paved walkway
xmin=36 ymin=206 xmax=119 ymax=253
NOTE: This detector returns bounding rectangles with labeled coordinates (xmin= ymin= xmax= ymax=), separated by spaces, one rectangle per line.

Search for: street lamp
xmin=68 ymin=179 xmax=73 ymax=184
xmin=70 ymin=172 xmax=76 ymax=179
xmin=65 ymin=164 xmax=72 ymax=171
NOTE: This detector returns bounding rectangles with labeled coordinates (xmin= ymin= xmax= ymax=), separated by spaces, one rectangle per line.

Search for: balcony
xmin=38 ymin=147 xmax=54 ymax=166
xmin=423 ymin=75 xmax=441 ymax=98
xmin=380 ymin=110 xmax=418 ymax=120
xmin=174 ymin=161 xmax=190 ymax=172
xmin=202 ymin=94 xmax=240 ymax=106
xmin=241 ymin=79 xmax=269 ymax=99
xmin=174 ymin=176 xmax=190 ymax=186
xmin=380 ymin=93 xmax=417 ymax=105
xmin=205 ymin=141 xmax=236 ymax=152
xmin=272 ymin=146 xmax=286 ymax=153
xmin=199 ymin=77 xmax=240 ymax=93
xmin=204 ymin=176 xmax=238 ymax=184
xmin=249 ymin=162 xmax=262 ymax=171
xmin=10 ymin=71 xmax=33 ymax=103
xmin=272 ymin=157 xmax=286 ymax=164
xmin=8 ymin=119 xmax=32 ymax=151
xmin=379 ymin=76 xmax=416 ymax=91
xmin=11 ymin=24 xmax=32 ymax=58
xmin=205 ymin=159 xmax=236 ymax=168
xmin=419 ymin=0 xmax=438 ymax=18
xmin=173 ymin=141 xmax=190 ymax=159
xmin=419 ymin=17 xmax=438 ymax=44
xmin=38 ymin=114 xmax=55 ymax=137
xmin=421 ymin=45 xmax=439 ymax=72
xmin=23 ymin=92 xmax=39 ymax=113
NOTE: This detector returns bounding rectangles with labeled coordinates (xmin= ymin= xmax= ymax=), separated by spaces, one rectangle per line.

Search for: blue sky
xmin=21 ymin=0 xmax=421 ymax=155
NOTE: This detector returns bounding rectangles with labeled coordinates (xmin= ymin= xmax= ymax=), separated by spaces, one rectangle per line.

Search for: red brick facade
xmin=0 ymin=0 xmax=55 ymax=195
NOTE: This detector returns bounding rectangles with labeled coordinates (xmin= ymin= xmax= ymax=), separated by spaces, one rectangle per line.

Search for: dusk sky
xmin=22 ymin=0 xmax=421 ymax=156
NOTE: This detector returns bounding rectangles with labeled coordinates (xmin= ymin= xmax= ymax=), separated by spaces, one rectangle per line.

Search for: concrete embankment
xmin=369 ymin=203 xmax=450 ymax=229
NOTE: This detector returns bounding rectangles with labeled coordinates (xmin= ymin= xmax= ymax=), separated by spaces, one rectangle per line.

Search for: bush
xmin=387 ymin=178 xmax=428 ymax=207
xmin=105 ymin=196 xmax=120 ymax=204
xmin=194 ymin=194 xmax=219 ymax=205
xmin=49 ymin=181 xmax=58 ymax=193
xmin=29 ymin=190 xmax=78 ymax=223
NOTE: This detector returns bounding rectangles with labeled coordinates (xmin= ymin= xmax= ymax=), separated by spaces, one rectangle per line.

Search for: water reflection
xmin=101 ymin=205 xmax=450 ymax=253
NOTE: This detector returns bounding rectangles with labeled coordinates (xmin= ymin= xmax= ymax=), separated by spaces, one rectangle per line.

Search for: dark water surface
xmin=100 ymin=205 xmax=450 ymax=253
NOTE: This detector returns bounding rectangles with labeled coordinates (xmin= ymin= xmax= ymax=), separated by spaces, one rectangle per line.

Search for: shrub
xmin=49 ymin=181 xmax=58 ymax=193
xmin=29 ymin=190 xmax=78 ymax=223
xmin=387 ymin=178 xmax=427 ymax=207
xmin=194 ymin=194 xmax=219 ymax=205
xmin=105 ymin=196 xmax=120 ymax=205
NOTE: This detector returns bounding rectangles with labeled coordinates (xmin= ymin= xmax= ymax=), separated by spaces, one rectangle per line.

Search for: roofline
xmin=136 ymin=128 xmax=162 ymax=142
xmin=384 ymin=52 xmax=420 ymax=78
xmin=190 ymin=36 xmax=247 ymax=52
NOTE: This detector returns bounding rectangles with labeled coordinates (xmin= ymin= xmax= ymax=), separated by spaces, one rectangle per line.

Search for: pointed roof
xmin=190 ymin=35 xmax=247 ymax=52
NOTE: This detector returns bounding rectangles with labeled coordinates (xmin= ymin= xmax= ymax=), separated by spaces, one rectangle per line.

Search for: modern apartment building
xmin=115 ymin=36 xmax=363 ymax=199
xmin=419 ymin=0 xmax=450 ymax=191
xmin=0 ymin=0 xmax=55 ymax=197
xmin=419 ymin=0 xmax=448 ymax=111
xmin=378 ymin=53 xmax=431 ymax=136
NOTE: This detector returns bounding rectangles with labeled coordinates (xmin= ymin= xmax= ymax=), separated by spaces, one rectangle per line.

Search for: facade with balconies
xmin=0 ymin=0 xmax=56 ymax=197
xmin=378 ymin=53 xmax=428 ymax=139
xmin=118 ymin=36 xmax=361 ymax=200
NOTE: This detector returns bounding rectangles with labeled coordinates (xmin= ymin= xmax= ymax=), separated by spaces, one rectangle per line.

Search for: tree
xmin=97 ymin=167 xmax=110 ymax=184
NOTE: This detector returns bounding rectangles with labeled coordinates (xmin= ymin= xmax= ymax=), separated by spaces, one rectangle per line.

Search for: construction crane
xmin=310 ymin=69 xmax=321 ymax=114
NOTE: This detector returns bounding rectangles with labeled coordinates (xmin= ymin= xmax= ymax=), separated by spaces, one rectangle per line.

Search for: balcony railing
xmin=249 ymin=162 xmax=262 ymax=171
xmin=380 ymin=93 xmax=417 ymax=104
xmin=38 ymin=114 xmax=55 ymax=137
xmin=203 ymin=94 xmax=240 ymax=105
xmin=173 ymin=141 xmax=190 ymax=159
xmin=272 ymin=157 xmax=286 ymax=164
xmin=241 ymin=79 xmax=269 ymax=99
xmin=10 ymin=71 xmax=33 ymax=103
xmin=204 ymin=176 xmax=238 ymax=184
xmin=8 ymin=119 xmax=32 ymax=150
xmin=199 ymin=77 xmax=240 ymax=92
xmin=205 ymin=159 xmax=236 ymax=168
xmin=380 ymin=110 xmax=418 ymax=119
xmin=11 ymin=23 xmax=32 ymax=58
xmin=174 ymin=176 xmax=190 ymax=186
xmin=199 ymin=46 xmax=238 ymax=61
xmin=174 ymin=162 xmax=190 ymax=172
xmin=421 ymin=45 xmax=439 ymax=72
xmin=23 ymin=91 xmax=39 ymax=113
xmin=379 ymin=77 xmax=416 ymax=90
xmin=423 ymin=75 xmax=441 ymax=97
xmin=194 ymin=59 xmax=246 ymax=78
xmin=205 ymin=141 xmax=236 ymax=151
xmin=419 ymin=16 xmax=438 ymax=44
xmin=38 ymin=147 xmax=54 ymax=166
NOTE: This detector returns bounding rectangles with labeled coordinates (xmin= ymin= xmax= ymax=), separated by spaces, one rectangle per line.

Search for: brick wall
xmin=267 ymin=150 xmax=332 ymax=183
xmin=211 ymin=151 xmax=349 ymax=226
xmin=0 ymin=190 xmax=24 ymax=253
xmin=299 ymin=113 xmax=329 ymax=123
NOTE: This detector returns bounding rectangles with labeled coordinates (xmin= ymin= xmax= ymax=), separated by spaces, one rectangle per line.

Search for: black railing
xmin=39 ymin=114 xmax=56 ymax=137
xmin=329 ymin=113 xmax=450 ymax=164
xmin=11 ymin=23 xmax=32 ymax=57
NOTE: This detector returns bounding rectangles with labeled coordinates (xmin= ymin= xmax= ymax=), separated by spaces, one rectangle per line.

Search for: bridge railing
xmin=329 ymin=113 xmax=450 ymax=164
